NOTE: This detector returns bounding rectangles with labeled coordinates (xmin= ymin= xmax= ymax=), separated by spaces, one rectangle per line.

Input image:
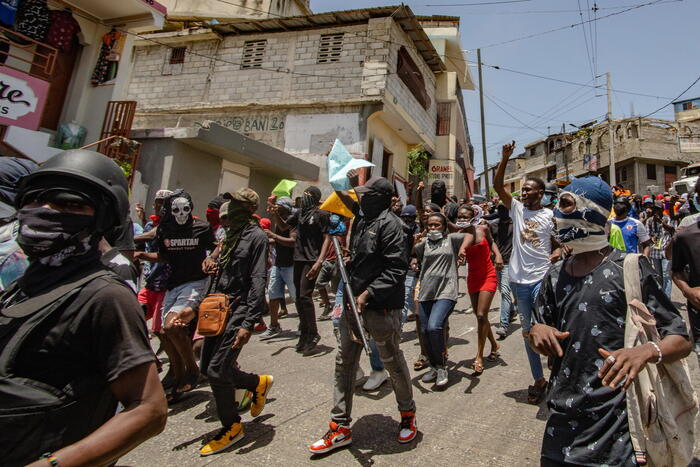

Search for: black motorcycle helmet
xmin=544 ymin=182 xmax=558 ymax=195
xmin=15 ymin=150 xmax=129 ymax=233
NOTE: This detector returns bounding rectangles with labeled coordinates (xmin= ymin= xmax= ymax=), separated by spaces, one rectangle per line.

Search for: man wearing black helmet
xmin=0 ymin=150 xmax=166 ymax=467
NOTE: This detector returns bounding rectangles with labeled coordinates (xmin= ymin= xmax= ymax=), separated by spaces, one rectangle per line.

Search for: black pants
xmin=294 ymin=261 xmax=319 ymax=342
xmin=201 ymin=326 xmax=259 ymax=427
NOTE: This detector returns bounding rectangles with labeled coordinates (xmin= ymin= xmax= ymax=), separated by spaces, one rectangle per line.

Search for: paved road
xmin=122 ymin=287 xmax=700 ymax=467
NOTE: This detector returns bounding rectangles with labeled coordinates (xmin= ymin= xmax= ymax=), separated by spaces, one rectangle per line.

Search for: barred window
xmin=317 ymin=33 xmax=344 ymax=64
xmin=397 ymin=46 xmax=430 ymax=109
xmin=169 ymin=47 xmax=186 ymax=64
xmin=436 ymin=103 xmax=451 ymax=135
xmin=241 ymin=40 xmax=267 ymax=69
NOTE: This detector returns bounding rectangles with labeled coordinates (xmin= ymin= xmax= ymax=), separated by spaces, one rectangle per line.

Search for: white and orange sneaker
xmin=397 ymin=411 xmax=417 ymax=443
xmin=309 ymin=422 xmax=352 ymax=454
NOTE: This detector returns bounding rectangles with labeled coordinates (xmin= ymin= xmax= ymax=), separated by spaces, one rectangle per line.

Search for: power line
xmin=642 ymin=75 xmax=700 ymax=118
xmin=465 ymin=0 xmax=678 ymax=50
xmin=423 ymin=0 xmax=531 ymax=5
xmin=484 ymin=93 xmax=547 ymax=135
xmin=477 ymin=62 xmax=672 ymax=99
xmin=577 ymin=0 xmax=595 ymax=83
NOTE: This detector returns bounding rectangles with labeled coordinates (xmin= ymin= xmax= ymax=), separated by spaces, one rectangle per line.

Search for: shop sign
xmin=428 ymin=159 xmax=456 ymax=193
xmin=0 ymin=67 xmax=49 ymax=131
xmin=679 ymin=136 xmax=700 ymax=153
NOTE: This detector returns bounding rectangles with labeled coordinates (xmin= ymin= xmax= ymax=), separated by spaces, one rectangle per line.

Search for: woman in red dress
xmin=457 ymin=206 xmax=502 ymax=374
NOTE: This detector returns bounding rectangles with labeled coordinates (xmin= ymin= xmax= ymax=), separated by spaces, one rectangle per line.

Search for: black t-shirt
xmin=286 ymin=209 xmax=330 ymax=263
xmin=536 ymin=250 xmax=687 ymax=466
xmin=1 ymin=274 xmax=155 ymax=445
xmin=157 ymin=219 xmax=216 ymax=289
xmin=489 ymin=218 xmax=513 ymax=264
xmin=672 ymin=220 xmax=700 ymax=289
xmin=274 ymin=225 xmax=294 ymax=268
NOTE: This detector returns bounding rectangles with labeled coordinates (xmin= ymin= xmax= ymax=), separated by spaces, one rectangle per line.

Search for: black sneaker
xmin=303 ymin=334 xmax=321 ymax=353
xmin=295 ymin=336 xmax=308 ymax=353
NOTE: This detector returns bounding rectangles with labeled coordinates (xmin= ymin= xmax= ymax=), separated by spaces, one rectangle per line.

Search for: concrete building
xmin=505 ymin=117 xmax=700 ymax=194
xmin=0 ymin=0 xmax=167 ymax=163
xmin=125 ymin=6 xmax=475 ymax=201
xmin=674 ymin=97 xmax=700 ymax=123
xmin=159 ymin=0 xmax=311 ymax=21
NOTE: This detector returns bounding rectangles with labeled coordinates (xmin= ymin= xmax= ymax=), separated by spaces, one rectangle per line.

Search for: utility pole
xmin=607 ymin=72 xmax=616 ymax=186
xmin=562 ymin=122 xmax=569 ymax=182
xmin=477 ymin=48 xmax=490 ymax=195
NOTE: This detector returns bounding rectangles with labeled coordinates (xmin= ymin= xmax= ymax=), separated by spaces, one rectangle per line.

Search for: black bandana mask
xmin=360 ymin=191 xmax=391 ymax=219
xmin=16 ymin=206 xmax=96 ymax=266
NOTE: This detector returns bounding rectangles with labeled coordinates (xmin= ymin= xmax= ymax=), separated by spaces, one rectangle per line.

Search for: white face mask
xmin=171 ymin=197 xmax=192 ymax=225
xmin=0 ymin=200 xmax=15 ymax=220
xmin=427 ymin=230 xmax=444 ymax=241
xmin=455 ymin=221 xmax=470 ymax=228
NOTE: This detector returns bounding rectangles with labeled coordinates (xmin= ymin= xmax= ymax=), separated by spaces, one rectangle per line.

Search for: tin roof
xmin=211 ymin=5 xmax=446 ymax=72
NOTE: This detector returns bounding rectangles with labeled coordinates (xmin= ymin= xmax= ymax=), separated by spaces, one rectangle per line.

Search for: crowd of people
xmin=0 ymin=144 xmax=698 ymax=466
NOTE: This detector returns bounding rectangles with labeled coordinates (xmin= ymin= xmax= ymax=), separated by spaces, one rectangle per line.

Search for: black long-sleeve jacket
xmin=347 ymin=206 xmax=407 ymax=310
xmin=217 ymin=224 xmax=268 ymax=331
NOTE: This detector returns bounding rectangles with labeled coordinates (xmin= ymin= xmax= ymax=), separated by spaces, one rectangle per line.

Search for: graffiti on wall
xmin=195 ymin=115 xmax=285 ymax=132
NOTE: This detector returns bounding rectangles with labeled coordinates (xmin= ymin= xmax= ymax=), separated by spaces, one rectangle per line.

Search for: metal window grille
xmin=317 ymin=33 xmax=344 ymax=64
xmin=241 ymin=40 xmax=267 ymax=69
xmin=436 ymin=103 xmax=451 ymax=135
xmin=169 ymin=47 xmax=186 ymax=64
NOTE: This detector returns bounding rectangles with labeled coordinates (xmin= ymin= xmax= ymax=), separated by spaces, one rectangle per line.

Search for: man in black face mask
xmin=0 ymin=150 xmax=166 ymax=466
xmin=309 ymin=172 xmax=416 ymax=455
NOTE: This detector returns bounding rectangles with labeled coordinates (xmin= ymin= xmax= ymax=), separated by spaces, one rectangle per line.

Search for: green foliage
xmin=407 ymin=145 xmax=430 ymax=179
xmin=117 ymin=160 xmax=133 ymax=179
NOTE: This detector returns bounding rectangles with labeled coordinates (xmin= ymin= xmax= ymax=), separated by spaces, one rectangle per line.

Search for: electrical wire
xmin=465 ymin=0 xmax=676 ymax=50
xmin=484 ymin=93 xmax=547 ymax=135
xmin=577 ymin=0 xmax=595 ymax=83
xmin=641 ymin=75 xmax=700 ymax=118
xmin=423 ymin=0 xmax=532 ymax=5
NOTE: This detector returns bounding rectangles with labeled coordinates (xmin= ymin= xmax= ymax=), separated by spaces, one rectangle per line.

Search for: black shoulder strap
xmin=0 ymin=270 xmax=112 ymax=376
xmin=1 ymin=269 xmax=111 ymax=319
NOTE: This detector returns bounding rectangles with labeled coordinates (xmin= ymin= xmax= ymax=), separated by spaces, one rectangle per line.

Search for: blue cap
xmin=401 ymin=204 xmax=417 ymax=217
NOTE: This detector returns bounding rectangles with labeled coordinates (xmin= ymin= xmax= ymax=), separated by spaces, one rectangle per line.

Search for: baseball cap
xmin=219 ymin=201 xmax=230 ymax=218
xmin=155 ymin=189 xmax=173 ymax=200
xmin=614 ymin=196 xmax=631 ymax=206
xmin=228 ymin=187 xmax=259 ymax=205
xmin=275 ymin=196 xmax=294 ymax=211
xmin=354 ymin=176 xmax=394 ymax=196
xmin=401 ymin=205 xmax=417 ymax=217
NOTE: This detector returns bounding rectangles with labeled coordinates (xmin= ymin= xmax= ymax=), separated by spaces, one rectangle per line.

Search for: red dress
xmin=465 ymin=237 xmax=498 ymax=294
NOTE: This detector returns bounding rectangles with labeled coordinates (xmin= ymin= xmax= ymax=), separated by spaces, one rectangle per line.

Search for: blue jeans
xmin=497 ymin=264 xmax=513 ymax=328
xmin=332 ymin=278 xmax=384 ymax=372
xmin=401 ymin=274 xmax=418 ymax=327
xmin=418 ymin=299 xmax=456 ymax=368
xmin=651 ymin=257 xmax=672 ymax=298
xmin=510 ymin=281 xmax=544 ymax=381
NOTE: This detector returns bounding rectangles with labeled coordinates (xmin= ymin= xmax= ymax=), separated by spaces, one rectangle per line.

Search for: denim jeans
xmin=401 ymin=274 xmax=418 ymax=327
xmin=497 ymin=264 xmax=513 ymax=328
xmin=651 ymin=257 xmax=672 ymax=298
xmin=509 ymin=281 xmax=544 ymax=381
xmin=332 ymin=307 xmax=414 ymax=425
xmin=418 ymin=299 xmax=456 ymax=368
xmin=332 ymin=278 xmax=384 ymax=372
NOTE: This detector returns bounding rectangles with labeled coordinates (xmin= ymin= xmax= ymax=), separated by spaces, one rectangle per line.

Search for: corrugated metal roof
xmin=211 ymin=5 xmax=446 ymax=72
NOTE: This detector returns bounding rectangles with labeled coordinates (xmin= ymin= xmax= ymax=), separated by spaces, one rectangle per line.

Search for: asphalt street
xmin=121 ymin=284 xmax=700 ymax=467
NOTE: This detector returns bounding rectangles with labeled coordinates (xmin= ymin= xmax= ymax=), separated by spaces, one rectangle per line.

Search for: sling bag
xmin=623 ymin=254 xmax=698 ymax=466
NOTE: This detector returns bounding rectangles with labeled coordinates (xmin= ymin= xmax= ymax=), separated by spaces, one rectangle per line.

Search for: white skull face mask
xmin=171 ymin=197 xmax=192 ymax=225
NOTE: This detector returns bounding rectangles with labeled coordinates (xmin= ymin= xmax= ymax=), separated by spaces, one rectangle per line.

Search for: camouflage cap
xmin=230 ymin=187 xmax=259 ymax=205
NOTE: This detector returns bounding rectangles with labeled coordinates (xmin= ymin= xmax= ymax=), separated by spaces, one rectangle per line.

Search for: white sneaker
xmin=354 ymin=366 xmax=365 ymax=386
xmin=421 ymin=367 xmax=437 ymax=383
xmin=362 ymin=370 xmax=388 ymax=391
xmin=435 ymin=367 xmax=448 ymax=387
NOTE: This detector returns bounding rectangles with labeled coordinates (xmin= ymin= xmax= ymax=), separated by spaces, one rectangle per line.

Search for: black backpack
xmin=0 ymin=270 xmax=111 ymax=466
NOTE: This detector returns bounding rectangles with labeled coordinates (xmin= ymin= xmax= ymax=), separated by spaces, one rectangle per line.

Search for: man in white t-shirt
xmin=494 ymin=141 xmax=560 ymax=404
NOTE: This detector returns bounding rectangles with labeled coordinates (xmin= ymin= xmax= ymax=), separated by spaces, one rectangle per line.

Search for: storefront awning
xmin=132 ymin=123 xmax=319 ymax=181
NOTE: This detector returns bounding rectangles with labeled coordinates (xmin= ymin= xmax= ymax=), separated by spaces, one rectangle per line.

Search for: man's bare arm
xmin=494 ymin=141 xmax=515 ymax=210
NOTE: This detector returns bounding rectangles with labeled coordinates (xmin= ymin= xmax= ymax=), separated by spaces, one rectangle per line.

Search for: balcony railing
xmin=0 ymin=25 xmax=57 ymax=78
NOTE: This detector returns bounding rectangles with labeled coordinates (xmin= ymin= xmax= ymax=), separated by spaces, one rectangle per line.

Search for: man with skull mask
xmin=309 ymin=172 xmax=416 ymax=455
xmin=137 ymin=190 xmax=216 ymax=401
